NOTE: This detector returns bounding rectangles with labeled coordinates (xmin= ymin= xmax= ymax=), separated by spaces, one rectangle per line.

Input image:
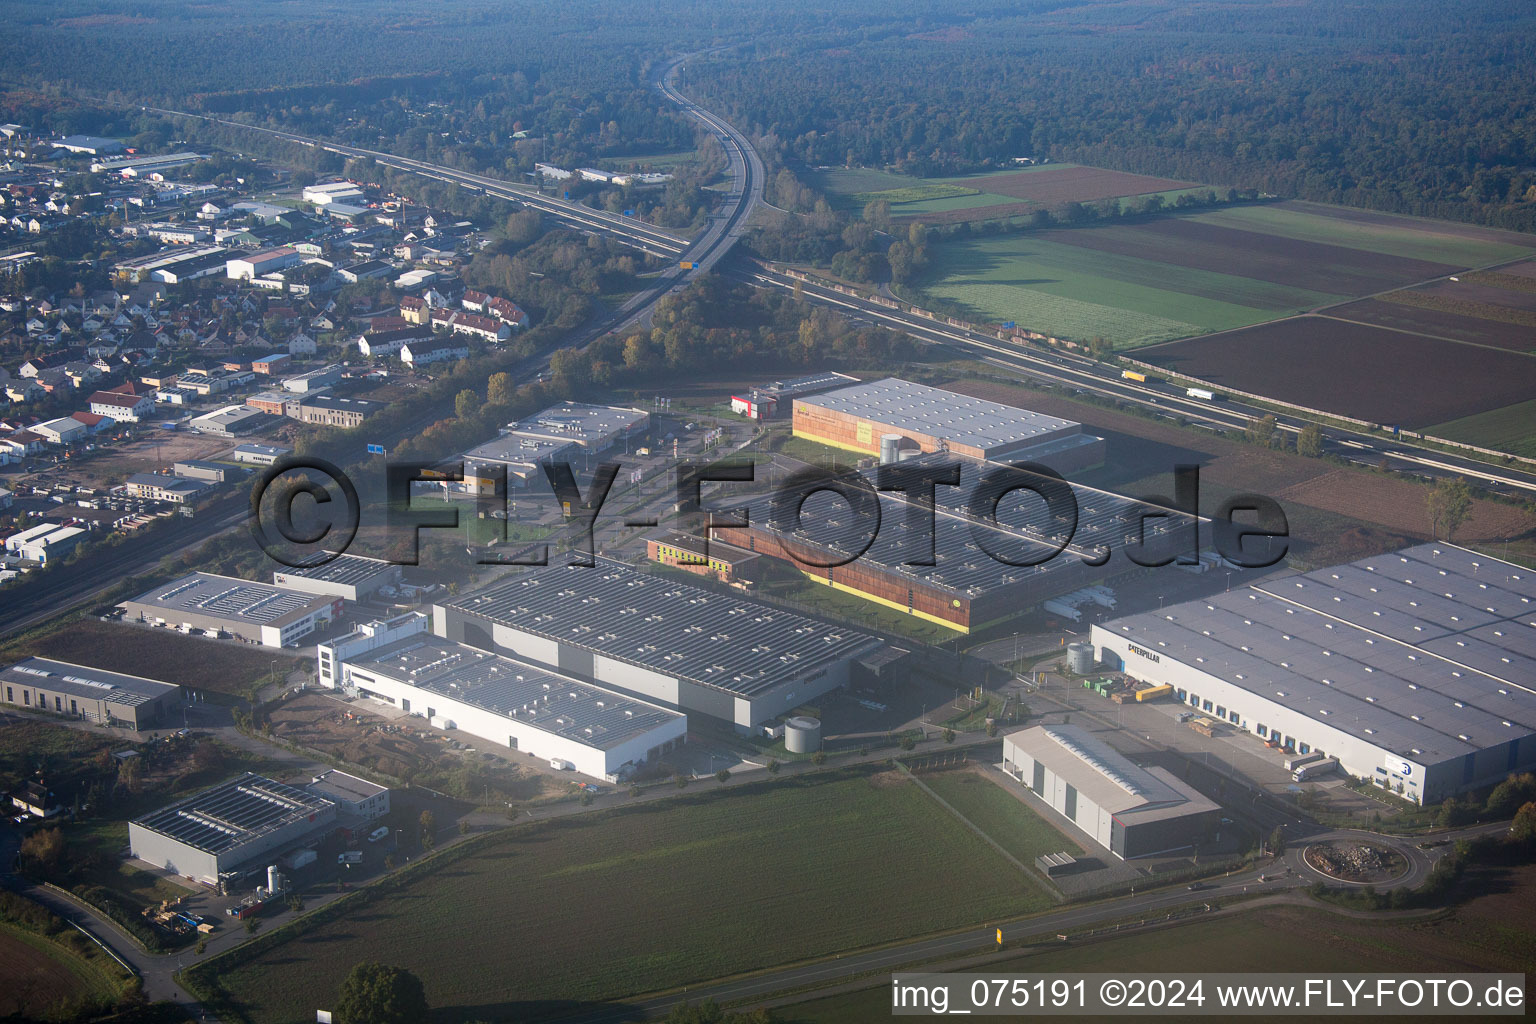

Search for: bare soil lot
xmin=0 ymin=619 xmax=295 ymax=697
xmin=1271 ymin=467 xmax=1527 ymax=543
xmin=1140 ymin=314 xmax=1536 ymax=426
xmin=1327 ymin=298 xmax=1536 ymax=351
xmin=967 ymin=166 xmax=1192 ymax=204
xmin=1042 ymin=219 xmax=1456 ymax=296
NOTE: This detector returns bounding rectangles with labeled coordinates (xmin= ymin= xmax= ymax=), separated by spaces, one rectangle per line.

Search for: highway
xmin=731 ymin=267 xmax=1536 ymax=497
xmin=0 ymin=53 xmax=764 ymax=639
xmin=150 ymin=63 xmax=1536 ymax=498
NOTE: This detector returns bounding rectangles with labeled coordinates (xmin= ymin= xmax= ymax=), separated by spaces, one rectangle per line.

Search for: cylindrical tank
xmin=266 ymin=864 xmax=282 ymax=894
xmin=1066 ymin=641 xmax=1095 ymax=674
xmin=784 ymin=715 xmax=822 ymax=754
xmin=897 ymin=447 xmax=920 ymax=461
xmin=879 ymin=434 xmax=903 ymax=465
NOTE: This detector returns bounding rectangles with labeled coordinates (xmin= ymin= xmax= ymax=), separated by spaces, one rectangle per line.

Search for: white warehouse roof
xmin=1100 ymin=543 xmax=1536 ymax=764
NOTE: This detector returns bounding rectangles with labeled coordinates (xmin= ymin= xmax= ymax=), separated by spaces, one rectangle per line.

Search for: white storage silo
xmin=784 ymin=716 xmax=822 ymax=753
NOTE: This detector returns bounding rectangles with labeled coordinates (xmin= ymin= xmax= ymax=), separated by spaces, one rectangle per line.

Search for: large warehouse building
xmin=1091 ymin=544 xmax=1536 ymax=805
xmin=1003 ymin=724 xmax=1220 ymax=859
xmin=435 ymin=560 xmax=883 ymax=730
xmin=456 ymin=402 xmax=650 ymax=495
xmin=120 ymin=572 xmax=342 ymax=648
xmin=333 ymin=636 xmax=687 ymax=780
xmin=720 ymin=452 xmax=1196 ymax=632
xmin=0 ymin=658 xmax=182 ymax=730
xmin=272 ymin=552 xmax=402 ymax=601
xmin=129 ymin=774 xmax=337 ymax=887
xmin=792 ymin=377 xmax=1105 ymax=471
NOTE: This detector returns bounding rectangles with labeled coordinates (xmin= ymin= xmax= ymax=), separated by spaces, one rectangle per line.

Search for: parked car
xmin=367 ymin=826 xmax=390 ymax=843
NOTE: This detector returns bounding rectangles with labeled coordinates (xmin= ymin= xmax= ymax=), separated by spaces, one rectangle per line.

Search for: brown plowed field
xmin=1140 ymin=315 xmax=1536 ymax=426
xmin=1326 ymin=299 xmax=1536 ymax=351
xmin=969 ymin=166 xmax=1193 ymax=203
xmin=1413 ymin=278 xmax=1536 ymax=311
xmin=1040 ymin=219 xmax=1456 ymax=295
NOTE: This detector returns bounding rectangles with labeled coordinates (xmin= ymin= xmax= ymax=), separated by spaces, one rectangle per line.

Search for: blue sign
xmin=563 ymin=190 xmax=570 ymax=200
xmin=367 ymin=444 xmax=387 ymax=455
xmin=623 ymin=209 xmax=635 ymax=216
xmin=1002 ymin=321 xmax=1017 ymax=329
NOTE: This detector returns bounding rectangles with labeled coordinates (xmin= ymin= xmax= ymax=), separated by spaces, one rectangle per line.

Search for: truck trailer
xmin=1122 ymin=370 xmax=1148 ymax=382
xmin=1284 ymin=751 xmax=1324 ymax=771
xmin=1292 ymin=757 xmax=1339 ymax=782
xmin=1187 ymin=387 xmax=1216 ymax=400
xmin=1135 ymin=684 xmax=1174 ymax=702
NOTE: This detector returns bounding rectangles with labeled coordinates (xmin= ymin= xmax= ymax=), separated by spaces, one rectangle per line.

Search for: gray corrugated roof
xmin=1101 ymin=544 xmax=1536 ymax=762
xmin=795 ymin=377 xmax=1079 ymax=450
xmin=346 ymin=638 xmax=682 ymax=750
xmin=444 ymin=559 xmax=881 ymax=698
xmin=131 ymin=773 xmax=333 ymax=855
xmin=124 ymin=572 xmax=332 ymax=626
xmin=727 ymin=452 xmax=1192 ymax=598
xmin=1 ymin=657 xmax=177 ymax=707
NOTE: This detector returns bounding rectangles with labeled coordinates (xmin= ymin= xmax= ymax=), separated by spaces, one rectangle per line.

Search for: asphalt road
xmin=734 ymin=268 xmax=1536 ymax=497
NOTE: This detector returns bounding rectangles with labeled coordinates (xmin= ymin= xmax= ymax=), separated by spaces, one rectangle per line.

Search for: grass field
xmin=909 ymin=202 xmax=1536 ymax=348
xmin=0 ymin=617 xmax=298 ymax=698
xmin=0 ymin=923 xmax=127 ymax=1019
xmin=1191 ymin=200 xmax=1536 ymax=267
xmin=1426 ymin=399 xmax=1536 ymax=458
xmin=851 ymin=182 xmax=981 ymax=206
xmin=813 ymin=164 xmax=1193 ymax=224
xmin=784 ymin=862 xmax=1536 ymax=1022
xmin=919 ymin=769 xmax=1084 ymax=864
xmin=214 ymin=769 xmax=1052 ymax=1022
xmin=908 ymin=233 xmax=1339 ymax=346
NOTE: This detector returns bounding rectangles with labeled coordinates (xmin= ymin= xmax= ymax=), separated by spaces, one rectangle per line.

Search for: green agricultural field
xmin=1426 ymin=398 xmax=1536 ymax=458
xmin=907 ymin=232 xmax=1342 ymax=347
xmin=1191 ymin=202 xmax=1536 ymax=268
xmin=211 ymin=769 xmax=1051 ymax=1022
xmin=919 ymin=769 xmax=1084 ymax=864
xmin=851 ymin=183 xmax=981 ymax=206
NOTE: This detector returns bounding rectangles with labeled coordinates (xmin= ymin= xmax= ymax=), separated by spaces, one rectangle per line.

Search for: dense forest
xmin=683 ymin=0 xmax=1536 ymax=230
xmin=4 ymin=0 xmax=1534 ymax=229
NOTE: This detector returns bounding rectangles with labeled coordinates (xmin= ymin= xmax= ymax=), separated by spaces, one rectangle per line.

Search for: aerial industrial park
xmin=2 ymin=3 xmax=1536 ymax=1022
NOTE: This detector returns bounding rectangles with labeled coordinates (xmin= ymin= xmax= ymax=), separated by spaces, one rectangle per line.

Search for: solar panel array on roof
xmin=127 ymin=572 xmax=330 ymax=624
xmin=348 ymin=638 xmax=683 ymax=749
xmin=131 ymin=774 xmax=333 ymax=856
xmin=282 ymin=552 xmax=395 ymax=587
xmin=444 ymin=559 xmax=880 ymax=697
xmin=1103 ymin=544 xmax=1536 ymax=762
xmin=0 ymin=657 xmax=177 ymax=706
xmin=728 ymin=452 xmax=1192 ymax=598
